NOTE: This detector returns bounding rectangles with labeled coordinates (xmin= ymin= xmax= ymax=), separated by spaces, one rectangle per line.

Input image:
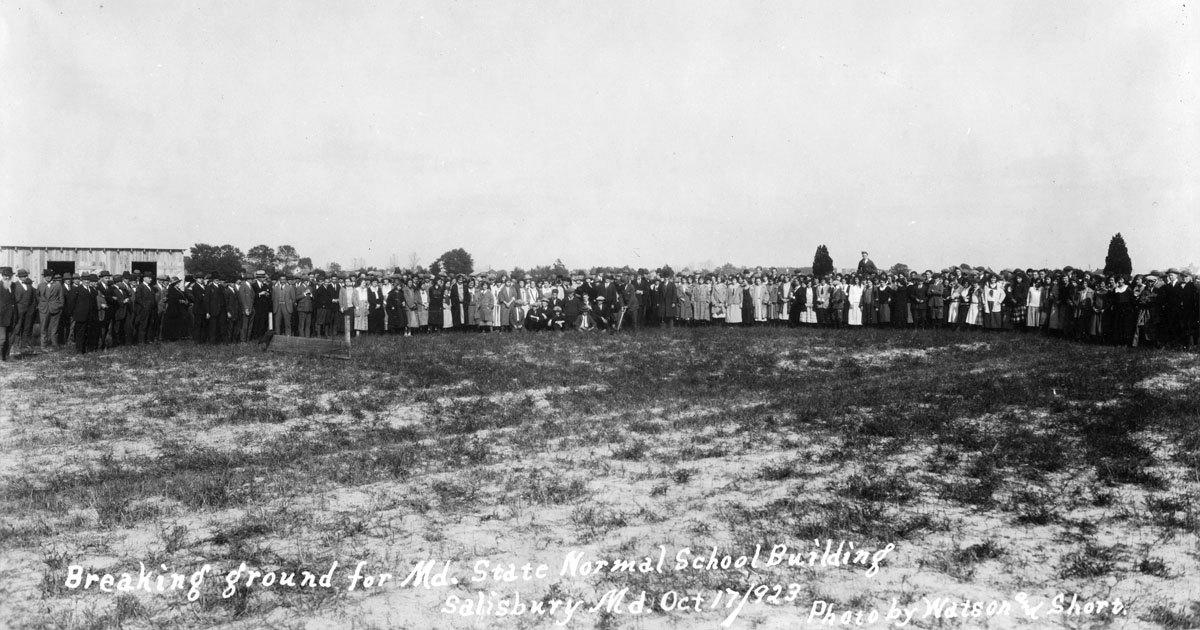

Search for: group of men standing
xmin=0 ymin=266 xmax=166 ymax=359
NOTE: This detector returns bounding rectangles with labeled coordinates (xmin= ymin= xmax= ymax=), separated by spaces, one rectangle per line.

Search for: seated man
xmin=524 ymin=298 xmax=549 ymax=331
xmin=548 ymin=305 xmax=567 ymax=331
xmin=575 ymin=296 xmax=598 ymax=332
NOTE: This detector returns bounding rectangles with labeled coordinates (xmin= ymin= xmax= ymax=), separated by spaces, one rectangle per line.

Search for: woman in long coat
xmin=694 ymin=277 xmax=712 ymax=324
xmin=725 ymin=278 xmax=743 ymax=325
xmin=404 ymin=279 xmax=420 ymax=332
xmin=428 ymin=279 xmax=445 ymax=332
xmin=469 ymin=279 xmax=484 ymax=329
xmin=710 ymin=278 xmax=728 ymax=323
xmin=476 ymin=280 xmax=496 ymax=332
xmin=367 ymin=279 xmax=386 ymax=334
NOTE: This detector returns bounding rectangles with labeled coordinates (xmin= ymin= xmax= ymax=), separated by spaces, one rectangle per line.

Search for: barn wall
xmin=0 ymin=247 xmax=186 ymax=279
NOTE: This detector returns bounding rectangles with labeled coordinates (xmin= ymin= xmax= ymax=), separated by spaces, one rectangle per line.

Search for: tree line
xmin=185 ymin=233 xmax=1137 ymax=281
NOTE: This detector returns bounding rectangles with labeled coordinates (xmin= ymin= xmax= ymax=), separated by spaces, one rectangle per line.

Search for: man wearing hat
xmin=37 ymin=270 xmax=64 ymax=350
xmin=272 ymin=273 xmax=295 ymax=336
xmin=1161 ymin=268 xmax=1187 ymax=347
xmin=235 ymin=273 xmax=255 ymax=342
xmin=186 ymin=274 xmax=206 ymax=344
xmin=251 ymin=270 xmax=272 ymax=339
xmin=857 ymin=252 xmax=878 ymax=276
xmin=11 ymin=269 xmax=37 ymax=354
xmin=130 ymin=271 xmax=155 ymax=344
xmin=69 ymin=274 xmax=100 ymax=354
xmin=92 ymin=271 xmax=114 ymax=350
xmin=0 ymin=267 xmax=16 ymax=361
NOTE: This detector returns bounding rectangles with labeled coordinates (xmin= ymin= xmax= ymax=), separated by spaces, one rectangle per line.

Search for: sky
xmin=3 ymin=1 xmax=1197 ymax=274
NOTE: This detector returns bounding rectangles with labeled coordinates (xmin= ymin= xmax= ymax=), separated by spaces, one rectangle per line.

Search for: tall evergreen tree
xmin=812 ymin=245 xmax=834 ymax=278
xmin=1103 ymin=233 xmax=1132 ymax=276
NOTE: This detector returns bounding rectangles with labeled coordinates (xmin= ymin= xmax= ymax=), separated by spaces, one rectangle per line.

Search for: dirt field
xmin=1 ymin=328 xmax=1197 ymax=630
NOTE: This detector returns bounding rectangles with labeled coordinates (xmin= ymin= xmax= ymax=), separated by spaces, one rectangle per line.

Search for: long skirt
xmin=1026 ymin=306 xmax=1042 ymax=327
xmin=1047 ymin=304 xmax=1064 ymax=330
xmin=695 ymin=300 xmax=711 ymax=321
xmin=966 ymin=303 xmax=981 ymax=326
xmin=879 ymin=304 xmax=891 ymax=324
xmin=847 ymin=304 xmax=862 ymax=326
xmin=429 ymin=305 xmax=444 ymax=329
xmin=983 ymin=310 xmax=1002 ymax=329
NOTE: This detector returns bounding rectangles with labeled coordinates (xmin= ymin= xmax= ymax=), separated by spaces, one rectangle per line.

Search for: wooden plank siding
xmin=0 ymin=246 xmax=186 ymax=278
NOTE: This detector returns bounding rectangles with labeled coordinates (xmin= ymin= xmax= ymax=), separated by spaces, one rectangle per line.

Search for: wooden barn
xmin=0 ymin=245 xmax=186 ymax=279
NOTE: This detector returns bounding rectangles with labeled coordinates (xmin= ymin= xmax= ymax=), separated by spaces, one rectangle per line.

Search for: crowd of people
xmin=1 ymin=252 xmax=1198 ymax=361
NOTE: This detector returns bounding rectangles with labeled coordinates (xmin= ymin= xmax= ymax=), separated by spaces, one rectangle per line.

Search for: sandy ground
xmin=0 ymin=339 xmax=1197 ymax=630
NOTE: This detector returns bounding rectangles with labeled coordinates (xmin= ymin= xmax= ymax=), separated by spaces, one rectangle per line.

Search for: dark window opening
xmin=47 ymin=261 xmax=75 ymax=276
xmin=131 ymin=261 xmax=157 ymax=277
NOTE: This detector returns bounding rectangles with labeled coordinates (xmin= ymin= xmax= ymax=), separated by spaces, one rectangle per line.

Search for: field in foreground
xmin=0 ymin=328 xmax=1197 ymax=630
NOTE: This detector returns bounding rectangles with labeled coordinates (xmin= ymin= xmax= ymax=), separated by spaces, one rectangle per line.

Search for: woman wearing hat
xmin=475 ymin=280 xmax=495 ymax=332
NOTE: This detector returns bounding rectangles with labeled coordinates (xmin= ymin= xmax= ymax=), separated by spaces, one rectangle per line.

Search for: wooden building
xmin=0 ymin=245 xmax=186 ymax=279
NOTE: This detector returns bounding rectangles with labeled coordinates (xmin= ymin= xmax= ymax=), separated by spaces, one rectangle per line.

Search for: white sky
xmin=3 ymin=1 xmax=1197 ymax=273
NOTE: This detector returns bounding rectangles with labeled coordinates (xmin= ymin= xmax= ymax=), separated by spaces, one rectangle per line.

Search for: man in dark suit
xmin=37 ymin=270 xmax=64 ymax=350
xmin=619 ymin=274 xmax=640 ymax=332
xmin=222 ymin=277 xmax=239 ymax=342
xmin=131 ymin=274 xmax=155 ymax=344
xmin=237 ymin=273 xmax=255 ymax=342
xmin=0 ymin=267 xmax=16 ymax=361
xmin=660 ymin=274 xmax=679 ymax=328
xmin=857 ymin=252 xmax=878 ymax=276
xmin=206 ymin=276 xmax=227 ymax=344
xmin=1161 ymin=269 xmax=1186 ymax=347
xmin=186 ymin=275 xmax=206 ymax=344
xmin=69 ymin=274 xmax=100 ymax=354
xmin=11 ymin=269 xmax=36 ymax=355
xmin=251 ymin=270 xmax=272 ymax=339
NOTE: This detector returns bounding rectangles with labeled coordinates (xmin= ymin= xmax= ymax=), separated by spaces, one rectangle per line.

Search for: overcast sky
xmin=3 ymin=1 xmax=1196 ymax=273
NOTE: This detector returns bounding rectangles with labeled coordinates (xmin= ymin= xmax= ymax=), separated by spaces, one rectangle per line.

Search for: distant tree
xmin=812 ymin=245 xmax=834 ymax=278
xmin=657 ymin=264 xmax=675 ymax=278
xmin=511 ymin=266 xmax=527 ymax=279
xmin=433 ymin=248 xmax=474 ymax=276
xmin=714 ymin=262 xmax=741 ymax=277
xmin=275 ymin=245 xmax=300 ymax=274
xmin=327 ymin=261 xmax=342 ymax=274
xmin=551 ymin=258 xmax=570 ymax=279
xmin=429 ymin=259 xmax=443 ymax=276
xmin=407 ymin=252 xmax=422 ymax=271
xmin=247 ymin=245 xmax=276 ymax=274
xmin=1103 ymin=233 xmax=1133 ymax=276
xmin=888 ymin=262 xmax=910 ymax=276
xmin=297 ymin=257 xmax=313 ymax=272
xmin=187 ymin=243 xmax=245 ymax=278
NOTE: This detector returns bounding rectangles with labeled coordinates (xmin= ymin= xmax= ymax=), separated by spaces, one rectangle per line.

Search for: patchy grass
xmin=0 ymin=328 xmax=1196 ymax=629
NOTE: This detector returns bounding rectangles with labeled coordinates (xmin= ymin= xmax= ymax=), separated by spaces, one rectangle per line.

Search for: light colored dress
xmin=847 ymin=284 xmax=864 ymax=326
xmin=354 ymin=286 xmax=369 ymax=331
xmin=726 ymin=286 xmax=743 ymax=324
xmin=753 ymin=284 xmax=767 ymax=322
xmin=803 ymin=288 xmax=816 ymax=324
xmin=1026 ymin=285 xmax=1042 ymax=328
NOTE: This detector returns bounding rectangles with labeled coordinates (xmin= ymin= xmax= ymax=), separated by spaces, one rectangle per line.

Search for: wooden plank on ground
xmin=267 ymin=335 xmax=351 ymax=360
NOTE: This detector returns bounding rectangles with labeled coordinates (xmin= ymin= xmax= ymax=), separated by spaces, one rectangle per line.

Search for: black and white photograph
xmin=1 ymin=1 xmax=1198 ymax=628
